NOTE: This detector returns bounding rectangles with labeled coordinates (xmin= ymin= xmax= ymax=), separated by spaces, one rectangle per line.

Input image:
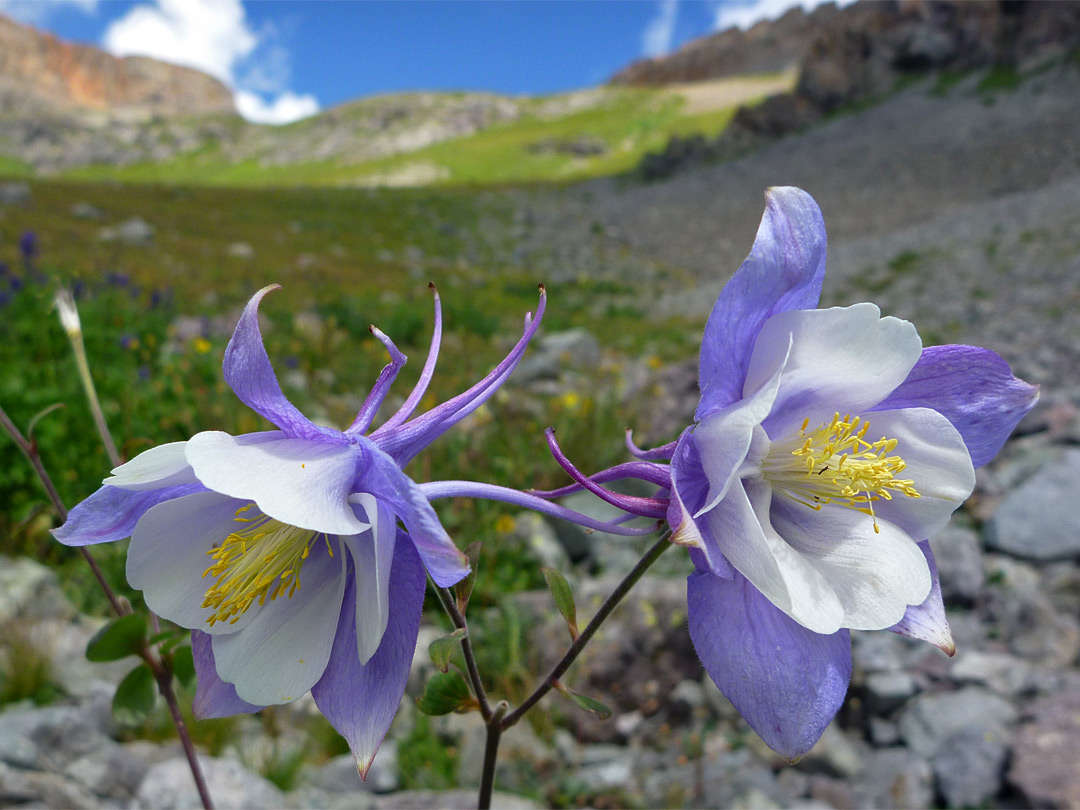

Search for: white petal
xmin=745 ymin=304 xmax=922 ymax=437
xmin=706 ymin=479 xmax=844 ymax=634
xmin=860 ymin=407 xmax=975 ymax=540
xmin=212 ymin=541 xmax=347 ymax=706
xmin=342 ymin=493 xmax=397 ymax=665
xmin=694 ymin=338 xmax=789 ymax=518
xmin=773 ymin=500 xmax=932 ymax=630
xmin=127 ymin=491 xmax=261 ymax=635
xmin=105 ymin=442 xmax=198 ymax=491
xmin=186 ymin=431 xmax=369 ymax=535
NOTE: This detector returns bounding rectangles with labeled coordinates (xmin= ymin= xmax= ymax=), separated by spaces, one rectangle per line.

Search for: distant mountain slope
xmin=0 ymin=13 xmax=234 ymax=117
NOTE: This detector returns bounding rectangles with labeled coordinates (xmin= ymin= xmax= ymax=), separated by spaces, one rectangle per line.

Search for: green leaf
xmin=416 ymin=671 xmax=473 ymax=716
xmin=454 ymin=541 xmax=482 ymax=613
xmin=112 ymin=664 xmax=156 ymax=725
xmin=564 ymin=690 xmax=612 ymax=720
xmin=542 ymin=567 xmax=579 ymax=640
xmin=86 ymin=614 xmax=147 ymax=662
xmin=171 ymin=645 xmax=196 ymax=689
xmin=428 ymin=628 xmax=468 ymax=673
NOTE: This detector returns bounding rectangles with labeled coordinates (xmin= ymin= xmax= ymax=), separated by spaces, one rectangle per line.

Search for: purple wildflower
xmin=19 ymin=230 xmax=37 ymax=260
xmin=53 ymin=283 xmax=552 ymax=776
xmin=539 ymin=188 xmax=1037 ymax=760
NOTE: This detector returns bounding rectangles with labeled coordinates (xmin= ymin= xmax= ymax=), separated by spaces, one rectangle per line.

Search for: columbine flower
xmin=540 ymin=187 xmax=1037 ymax=759
xmin=54 ymin=283 xmax=546 ymax=775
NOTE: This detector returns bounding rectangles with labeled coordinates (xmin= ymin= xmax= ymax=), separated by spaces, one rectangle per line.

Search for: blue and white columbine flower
xmin=540 ymin=187 xmax=1037 ymax=760
xmin=53 ymin=283 xmax=547 ymax=775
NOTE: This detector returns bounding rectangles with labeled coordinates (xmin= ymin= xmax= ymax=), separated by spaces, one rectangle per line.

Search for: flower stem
xmin=0 ymin=403 xmax=213 ymax=810
xmin=500 ymin=531 xmax=671 ymax=729
xmin=66 ymin=328 xmax=122 ymax=467
xmin=433 ymin=583 xmax=493 ymax=721
xmin=478 ymin=700 xmax=508 ymax=810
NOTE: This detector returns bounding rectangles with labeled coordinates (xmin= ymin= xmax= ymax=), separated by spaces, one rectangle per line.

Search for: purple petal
xmin=528 ymin=460 xmax=671 ymax=498
xmin=872 ymin=344 xmax=1039 ymax=468
xmin=888 ymin=540 xmax=955 ymax=655
xmin=419 ymin=481 xmax=663 ymax=536
xmin=51 ymin=483 xmax=203 ymax=546
xmin=312 ymin=530 xmax=426 ymax=778
xmin=223 ymin=286 xmax=330 ymax=442
xmin=624 ymin=429 xmax=677 ymax=461
xmin=544 ymin=428 xmax=668 ymax=518
xmin=360 ymin=440 xmax=469 ymax=587
xmin=191 ymin=630 xmax=264 ymax=719
xmin=373 ymin=287 xmax=546 ymax=463
xmin=697 ymin=187 xmax=827 ymax=421
xmin=347 ymin=327 xmax=407 ymax=436
xmin=378 ymin=284 xmax=443 ymax=433
xmin=688 ymin=569 xmax=851 ymax=761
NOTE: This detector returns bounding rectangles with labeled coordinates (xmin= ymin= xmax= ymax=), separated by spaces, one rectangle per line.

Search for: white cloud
xmin=712 ymin=0 xmax=856 ymax=32
xmin=234 ymin=89 xmax=319 ymax=126
xmin=643 ymin=0 xmax=679 ymax=58
xmin=102 ymin=0 xmax=319 ymax=125
xmin=0 ymin=0 xmax=97 ymax=25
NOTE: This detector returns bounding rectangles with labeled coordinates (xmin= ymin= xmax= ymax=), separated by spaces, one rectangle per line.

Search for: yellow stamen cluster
xmin=762 ymin=413 xmax=920 ymax=533
xmin=201 ymin=503 xmax=331 ymax=626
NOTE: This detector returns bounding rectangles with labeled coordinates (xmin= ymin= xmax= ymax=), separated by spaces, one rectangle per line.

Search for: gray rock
xmin=0 ymin=762 xmax=101 ymax=809
xmin=309 ymin=749 xmax=398 ymax=794
xmin=863 ymin=670 xmax=918 ymax=715
xmin=286 ymin=786 xmax=377 ymax=809
xmin=0 ymin=700 xmax=114 ymax=769
xmin=867 ymin=717 xmax=901 ymax=747
xmin=933 ymin=727 xmax=1007 ymax=808
xmin=0 ymin=555 xmax=76 ymax=624
xmin=949 ymin=649 xmax=1033 ymax=696
xmin=64 ymin=744 xmax=151 ymax=800
xmin=375 ymin=789 xmax=541 ymax=809
xmin=1008 ymin=687 xmax=1080 ymax=809
xmin=70 ymin=202 xmax=104 ymax=219
xmin=854 ymin=748 xmax=934 ymax=810
xmin=99 ymin=216 xmax=154 ymax=244
xmin=985 ymin=449 xmax=1080 ymax=560
xmin=515 ymin=328 xmax=600 ymax=383
xmin=928 ymin=524 xmax=985 ymax=603
xmin=898 ymin=687 xmax=1016 ymax=759
xmin=133 ymin=755 xmax=284 ymax=809
xmin=0 ymin=182 xmax=30 ymax=206
xmin=0 ymin=727 xmax=38 ymax=769
xmin=502 ymin=512 xmax=570 ymax=571
xmin=797 ymin=724 xmax=866 ymax=779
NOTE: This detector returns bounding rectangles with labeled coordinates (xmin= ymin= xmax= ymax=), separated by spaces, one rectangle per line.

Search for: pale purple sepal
xmin=51 ymin=483 xmax=203 ymax=546
xmin=697 ymin=187 xmax=827 ymax=421
xmin=378 ymin=284 xmax=443 ymax=433
xmin=223 ymin=285 xmax=335 ymax=443
xmin=888 ymin=540 xmax=955 ymax=655
xmin=420 ymin=481 xmax=663 ymax=536
xmin=374 ymin=289 xmax=546 ymax=463
xmin=347 ymin=327 xmax=407 ymax=436
xmin=360 ymin=440 xmax=469 ymax=588
xmin=191 ymin=630 xmax=265 ymax=718
xmin=687 ymin=569 xmax=851 ymax=761
xmin=312 ymin=531 xmax=425 ymax=779
xmin=872 ymin=344 xmax=1039 ymax=468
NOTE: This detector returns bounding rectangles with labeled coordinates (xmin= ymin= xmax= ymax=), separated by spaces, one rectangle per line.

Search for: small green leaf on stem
xmin=553 ymin=680 xmax=612 ymax=720
xmin=542 ymin=567 xmax=579 ymax=641
xmin=112 ymin=664 xmax=156 ymax=725
xmin=171 ymin=645 xmax=196 ymax=689
xmin=428 ymin=628 xmax=468 ymax=673
xmin=86 ymin=613 xmax=147 ymax=662
xmin=454 ymin=541 xmax=482 ymax=613
xmin=417 ymin=670 xmax=475 ymax=715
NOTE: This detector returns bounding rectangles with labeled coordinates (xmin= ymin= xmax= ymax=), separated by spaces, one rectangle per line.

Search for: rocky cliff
xmin=0 ymin=13 xmax=234 ymax=117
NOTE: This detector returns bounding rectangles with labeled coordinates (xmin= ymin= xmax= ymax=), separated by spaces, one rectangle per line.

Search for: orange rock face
xmin=0 ymin=13 xmax=235 ymax=117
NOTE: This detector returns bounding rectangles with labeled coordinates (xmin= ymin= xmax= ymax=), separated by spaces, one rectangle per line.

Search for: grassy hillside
xmin=52 ymin=75 xmax=790 ymax=188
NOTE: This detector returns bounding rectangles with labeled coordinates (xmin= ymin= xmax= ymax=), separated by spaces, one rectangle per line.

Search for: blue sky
xmin=0 ymin=0 xmax=835 ymax=124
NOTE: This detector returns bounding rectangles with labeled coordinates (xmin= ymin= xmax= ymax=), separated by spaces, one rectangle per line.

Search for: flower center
xmin=761 ymin=413 xmax=920 ymax=533
xmin=200 ymin=503 xmax=333 ymax=627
